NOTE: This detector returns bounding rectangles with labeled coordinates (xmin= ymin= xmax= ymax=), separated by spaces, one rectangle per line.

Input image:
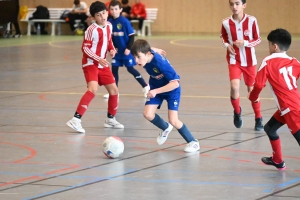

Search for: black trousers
xmin=68 ymin=13 xmax=88 ymax=31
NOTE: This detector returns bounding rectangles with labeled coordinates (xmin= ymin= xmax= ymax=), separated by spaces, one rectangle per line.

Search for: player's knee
xmin=293 ymin=130 xmax=300 ymax=146
xmin=264 ymin=123 xmax=279 ymax=140
xmin=143 ymin=111 xmax=154 ymax=121
xmin=88 ymin=88 xmax=98 ymax=94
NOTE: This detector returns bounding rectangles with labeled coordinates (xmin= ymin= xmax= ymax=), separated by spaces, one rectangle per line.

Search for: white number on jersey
xmin=279 ymin=66 xmax=298 ymax=90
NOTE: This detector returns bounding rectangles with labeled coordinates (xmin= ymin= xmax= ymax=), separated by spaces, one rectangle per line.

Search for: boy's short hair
xmin=109 ymin=0 xmax=122 ymax=9
xmin=122 ymin=0 xmax=129 ymax=4
xmin=267 ymin=28 xmax=291 ymax=51
xmin=90 ymin=1 xmax=107 ymax=17
xmin=231 ymin=0 xmax=246 ymax=4
xmin=74 ymin=0 xmax=80 ymax=5
xmin=131 ymin=39 xmax=151 ymax=57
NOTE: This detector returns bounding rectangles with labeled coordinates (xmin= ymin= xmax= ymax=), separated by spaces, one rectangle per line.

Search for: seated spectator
xmin=68 ymin=0 xmax=88 ymax=32
xmin=130 ymin=0 xmax=146 ymax=36
xmin=29 ymin=5 xmax=49 ymax=35
xmin=105 ymin=0 xmax=113 ymax=19
xmin=121 ymin=0 xmax=131 ymax=19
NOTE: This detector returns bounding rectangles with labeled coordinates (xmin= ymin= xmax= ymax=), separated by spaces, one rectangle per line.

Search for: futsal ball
xmin=103 ymin=136 xmax=124 ymax=158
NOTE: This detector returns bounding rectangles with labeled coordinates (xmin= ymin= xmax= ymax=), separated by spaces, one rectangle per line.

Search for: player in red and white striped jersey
xmin=67 ymin=1 xmax=124 ymax=133
xmin=220 ymin=0 xmax=263 ymax=131
xmin=249 ymin=28 xmax=300 ymax=170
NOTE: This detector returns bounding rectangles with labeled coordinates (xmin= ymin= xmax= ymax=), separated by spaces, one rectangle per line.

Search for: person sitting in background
xmin=68 ymin=0 xmax=88 ymax=32
xmin=130 ymin=0 xmax=146 ymax=36
xmin=121 ymin=0 xmax=131 ymax=19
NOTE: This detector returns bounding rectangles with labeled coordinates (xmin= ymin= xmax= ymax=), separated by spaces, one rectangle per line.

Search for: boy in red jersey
xmin=249 ymin=28 xmax=300 ymax=170
xmin=66 ymin=1 xmax=124 ymax=133
xmin=220 ymin=0 xmax=263 ymax=131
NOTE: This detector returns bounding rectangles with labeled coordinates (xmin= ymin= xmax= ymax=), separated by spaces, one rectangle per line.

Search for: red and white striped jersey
xmin=249 ymin=52 xmax=300 ymax=115
xmin=220 ymin=14 xmax=261 ymax=67
xmin=81 ymin=22 xmax=115 ymax=68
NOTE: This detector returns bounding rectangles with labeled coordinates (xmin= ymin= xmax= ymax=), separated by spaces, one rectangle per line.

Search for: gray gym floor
xmin=0 ymin=35 xmax=300 ymax=200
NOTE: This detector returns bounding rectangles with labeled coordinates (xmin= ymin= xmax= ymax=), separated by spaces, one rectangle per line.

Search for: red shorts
xmin=83 ymin=65 xmax=115 ymax=86
xmin=228 ymin=64 xmax=256 ymax=86
xmin=273 ymin=110 xmax=300 ymax=134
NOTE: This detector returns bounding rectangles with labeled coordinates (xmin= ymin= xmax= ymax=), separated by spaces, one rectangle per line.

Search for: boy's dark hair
xmin=267 ymin=28 xmax=291 ymax=51
xmin=131 ymin=39 xmax=151 ymax=57
xmin=74 ymin=0 xmax=80 ymax=5
xmin=109 ymin=0 xmax=122 ymax=9
xmin=121 ymin=0 xmax=129 ymax=4
xmin=231 ymin=0 xmax=246 ymax=4
xmin=90 ymin=1 xmax=107 ymax=17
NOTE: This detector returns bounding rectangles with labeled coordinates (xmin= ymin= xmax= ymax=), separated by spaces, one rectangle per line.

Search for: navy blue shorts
xmin=145 ymin=90 xmax=181 ymax=111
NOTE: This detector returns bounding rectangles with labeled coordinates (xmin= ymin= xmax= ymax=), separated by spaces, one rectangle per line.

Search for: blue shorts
xmin=111 ymin=57 xmax=136 ymax=67
xmin=145 ymin=90 xmax=181 ymax=111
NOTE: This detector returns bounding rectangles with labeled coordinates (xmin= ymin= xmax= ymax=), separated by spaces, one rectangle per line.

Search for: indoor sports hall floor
xmin=0 ymin=34 xmax=300 ymax=200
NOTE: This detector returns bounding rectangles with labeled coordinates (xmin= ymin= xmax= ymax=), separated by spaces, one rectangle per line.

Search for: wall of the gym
xmin=19 ymin=0 xmax=300 ymax=35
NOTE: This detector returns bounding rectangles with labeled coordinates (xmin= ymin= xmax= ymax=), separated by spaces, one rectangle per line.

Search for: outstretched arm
xmin=151 ymin=47 xmax=166 ymax=57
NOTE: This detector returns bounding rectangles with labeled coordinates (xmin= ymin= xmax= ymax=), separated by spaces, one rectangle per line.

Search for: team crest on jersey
xmin=153 ymin=68 xmax=159 ymax=73
xmin=244 ymin=30 xmax=250 ymax=36
xmin=117 ymin=23 xmax=122 ymax=30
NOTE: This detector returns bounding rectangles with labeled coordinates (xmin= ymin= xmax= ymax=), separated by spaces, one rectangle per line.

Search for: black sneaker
xmin=255 ymin=118 xmax=264 ymax=131
xmin=261 ymin=157 xmax=286 ymax=170
xmin=233 ymin=107 xmax=243 ymax=128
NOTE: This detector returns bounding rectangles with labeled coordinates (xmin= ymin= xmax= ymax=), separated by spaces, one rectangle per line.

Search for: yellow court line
xmin=170 ymin=38 xmax=224 ymax=50
xmin=0 ymin=90 xmax=274 ymax=100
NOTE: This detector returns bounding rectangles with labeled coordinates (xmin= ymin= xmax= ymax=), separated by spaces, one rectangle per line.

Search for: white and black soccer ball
xmin=103 ymin=136 xmax=124 ymax=158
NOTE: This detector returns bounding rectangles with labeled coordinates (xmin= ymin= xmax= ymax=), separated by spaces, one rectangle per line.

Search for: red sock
xmin=251 ymin=100 xmax=262 ymax=118
xmin=76 ymin=90 xmax=95 ymax=116
xmin=270 ymin=138 xmax=283 ymax=163
xmin=230 ymin=97 xmax=240 ymax=114
xmin=108 ymin=94 xmax=118 ymax=116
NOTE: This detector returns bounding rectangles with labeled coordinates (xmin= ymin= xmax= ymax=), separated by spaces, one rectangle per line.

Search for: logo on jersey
xmin=151 ymin=74 xmax=164 ymax=80
xmin=117 ymin=23 xmax=122 ymax=30
xmin=153 ymin=68 xmax=159 ymax=73
xmin=129 ymin=59 xmax=133 ymax=64
xmin=244 ymin=30 xmax=250 ymax=36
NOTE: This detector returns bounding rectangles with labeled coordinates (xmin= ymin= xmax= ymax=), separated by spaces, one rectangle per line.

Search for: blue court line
xmin=21 ymin=171 xmax=300 ymax=199
xmin=22 ymin=171 xmax=136 ymax=200
xmin=263 ymin=177 xmax=300 ymax=193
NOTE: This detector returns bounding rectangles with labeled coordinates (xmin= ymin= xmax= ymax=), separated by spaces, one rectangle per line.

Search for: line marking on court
xmin=0 ymin=90 xmax=275 ymax=100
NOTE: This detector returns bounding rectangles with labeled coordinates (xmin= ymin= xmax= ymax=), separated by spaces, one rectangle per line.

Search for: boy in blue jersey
xmin=103 ymin=0 xmax=149 ymax=98
xmin=131 ymin=39 xmax=200 ymax=153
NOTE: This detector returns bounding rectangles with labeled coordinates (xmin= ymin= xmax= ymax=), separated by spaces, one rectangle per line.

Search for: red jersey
xmin=131 ymin=2 xmax=146 ymax=19
xmin=220 ymin=14 xmax=261 ymax=67
xmin=249 ymin=52 xmax=300 ymax=115
xmin=81 ymin=22 xmax=115 ymax=68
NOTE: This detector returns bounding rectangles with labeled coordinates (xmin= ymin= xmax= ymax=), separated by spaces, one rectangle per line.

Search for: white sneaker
xmin=66 ymin=117 xmax=85 ymax=133
xmin=103 ymin=93 xmax=120 ymax=99
xmin=104 ymin=117 xmax=124 ymax=129
xmin=157 ymin=123 xmax=173 ymax=145
xmin=142 ymin=85 xmax=150 ymax=98
xmin=137 ymin=30 xmax=141 ymax=36
xmin=184 ymin=139 xmax=200 ymax=153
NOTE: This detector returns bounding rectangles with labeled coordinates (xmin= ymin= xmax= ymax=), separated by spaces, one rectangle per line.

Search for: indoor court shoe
xmin=255 ymin=117 xmax=264 ymax=131
xmin=157 ymin=123 xmax=173 ymax=145
xmin=104 ymin=117 xmax=124 ymax=129
xmin=66 ymin=117 xmax=85 ymax=133
xmin=233 ymin=107 xmax=243 ymax=128
xmin=261 ymin=157 xmax=286 ymax=170
xmin=184 ymin=139 xmax=200 ymax=153
xmin=142 ymin=85 xmax=150 ymax=98
xmin=103 ymin=93 xmax=119 ymax=99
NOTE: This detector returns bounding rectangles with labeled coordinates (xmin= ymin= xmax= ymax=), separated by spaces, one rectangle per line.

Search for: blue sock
xmin=150 ymin=114 xmax=168 ymax=130
xmin=178 ymin=124 xmax=195 ymax=143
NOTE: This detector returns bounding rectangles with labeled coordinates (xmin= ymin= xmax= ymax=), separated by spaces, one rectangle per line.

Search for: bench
xmin=131 ymin=8 xmax=158 ymax=36
xmin=20 ymin=8 xmax=71 ymax=36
